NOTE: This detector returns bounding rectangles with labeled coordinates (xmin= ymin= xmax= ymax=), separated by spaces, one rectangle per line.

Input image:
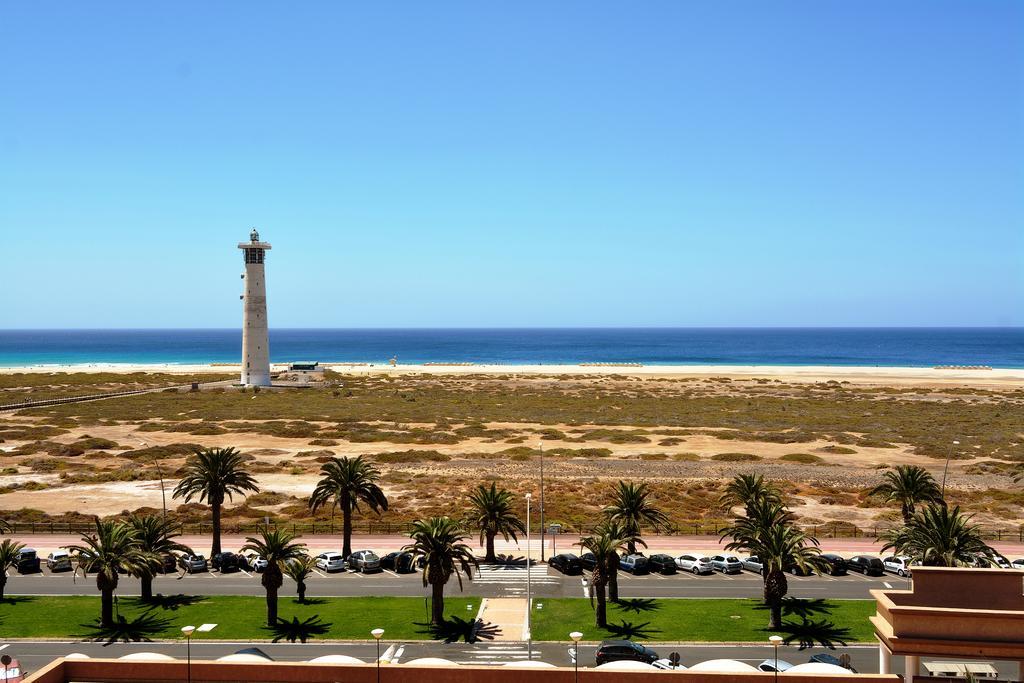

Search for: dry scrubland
xmin=0 ymin=370 xmax=1022 ymax=532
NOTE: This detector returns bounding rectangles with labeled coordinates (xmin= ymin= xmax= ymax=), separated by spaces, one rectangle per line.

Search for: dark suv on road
xmin=595 ymin=640 xmax=660 ymax=666
xmin=647 ymin=554 xmax=677 ymax=575
xmin=211 ymin=552 xmax=242 ymax=573
xmin=16 ymin=548 xmax=40 ymax=574
xmin=548 ymin=553 xmax=583 ymax=575
xmin=848 ymin=555 xmax=885 ymax=576
xmin=380 ymin=552 xmax=416 ymax=573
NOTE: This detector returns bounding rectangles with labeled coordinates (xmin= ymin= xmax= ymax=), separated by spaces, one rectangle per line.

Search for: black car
xmin=548 ymin=553 xmax=582 ymax=575
xmin=820 ymin=553 xmax=848 ymax=576
xmin=380 ymin=551 xmax=416 ymax=573
xmin=579 ymin=552 xmax=598 ymax=571
xmin=647 ymin=554 xmax=677 ymax=575
xmin=211 ymin=551 xmax=242 ymax=573
xmin=159 ymin=553 xmax=178 ymax=573
xmin=786 ymin=562 xmax=814 ymax=576
xmin=848 ymin=555 xmax=885 ymax=576
xmin=595 ymin=639 xmax=660 ymax=666
xmin=16 ymin=548 xmax=40 ymax=574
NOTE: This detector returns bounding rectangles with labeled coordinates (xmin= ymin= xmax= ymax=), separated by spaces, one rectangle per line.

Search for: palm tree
xmin=241 ymin=528 xmax=307 ymax=626
xmin=603 ymin=481 xmax=668 ymax=554
xmin=722 ymin=500 xmax=824 ymax=629
xmin=881 ymin=504 xmax=995 ymax=567
xmin=67 ymin=518 xmax=153 ymax=628
xmin=283 ymin=555 xmax=316 ymax=604
xmin=403 ymin=517 xmax=477 ymax=625
xmin=125 ymin=514 xmax=192 ymax=601
xmin=0 ymin=520 xmax=11 ymax=534
xmin=309 ymin=456 xmax=388 ymax=558
xmin=0 ymin=539 xmax=26 ymax=600
xmin=173 ymin=447 xmax=259 ymax=556
xmin=595 ymin=518 xmax=633 ymax=602
xmin=869 ymin=465 xmax=943 ymax=525
xmin=467 ymin=482 xmax=526 ymax=563
xmin=720 ymin=473 xmax=781 ymax=517
xmin=576 ymin=527 xmax=626 ymax=628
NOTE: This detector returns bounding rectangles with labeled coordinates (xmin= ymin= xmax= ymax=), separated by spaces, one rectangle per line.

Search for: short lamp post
xmin=570 ymin=631 xmax=583 ymax=683
xmin=181 ymin=625 xmax=196 ymax=683
xmin=525 ymin=492 xmax=533 ymax=660
xmin=372 ymin=628 xmax=385 ymax=683
xmin=769 ymin=635 xmax=784 ymax=683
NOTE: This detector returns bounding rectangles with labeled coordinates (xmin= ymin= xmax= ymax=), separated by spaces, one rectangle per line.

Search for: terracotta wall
xmin=897 ymin=568 xmax=1024 ymax=611
xmin=24 ymin=658 xmax=902 ymax=683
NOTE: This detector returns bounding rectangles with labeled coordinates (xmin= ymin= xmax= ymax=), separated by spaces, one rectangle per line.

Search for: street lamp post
xmin=570 ymin=631 xmax=583 ymax=683
xmin=181 ymin=625 xmax=196 ymax=683
xmin=539 ymin=443 xmax=546 ymax=562
xmin=769 ymin=635 xmax=784 ymax=683
xmin=372 ymin=628 xmax=385 ymax=683
xmin=525 ymin=492 xmax=533 ymax=660
xmin=940 ymin=440 xmax=960 ymax=499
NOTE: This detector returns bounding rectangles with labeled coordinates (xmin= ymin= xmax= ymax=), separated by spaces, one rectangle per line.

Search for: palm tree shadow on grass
xmin=291 ymin=597 xmax=327 ymax=606
xmin=754 ymin=598 xmax=851 ymax=650
xmin=416 ymin=616 xmax=500 ymax=643
xmin=76 ymin=612 xmax=173 ymax=644
xmin=613 ymin=598 xmax=660 ymax=614
xmin=142 ymin=594 xmax=204 ymax=612
xmin=605 ymin=620 xmax=660 ymax=640
xmin=265 ymin=615 xmax=332 ymax=643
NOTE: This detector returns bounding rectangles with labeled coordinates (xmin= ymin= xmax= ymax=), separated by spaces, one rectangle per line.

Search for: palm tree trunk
xmin=266 ymin=586 xmax=278 ymax=626
xmin=341 ymin=493 xmax=353 ymax=558
xmin=430 ymin=580 xmax=445 ymax=624
xmin=211 ymin=499 xmax=222 ymax=557
xmin=0 ymin=575 xmax=6 ymax=600
xmin=595 ymin=579 xmax=608 ymax=628
xmin=297 ymin=581 xmax=306 ymax=603
xmin=485 ymin=531 xmax=496 ymax=563
xmin=101 ymin=588 xmax=115 ymax=628
xmin=606 ymin=553 xmax=619 ymax=602
xmin=764 ymin=569 xmax=788 ymax=629
xmin=140 ymin=573 xmax=153 ymax=601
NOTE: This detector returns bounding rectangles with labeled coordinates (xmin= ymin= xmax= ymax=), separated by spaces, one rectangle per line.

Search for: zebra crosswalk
xmin=472 ymin=566 xmax=559 ymax=595
xmin=463 ymin=642 xmax=543 ymax=663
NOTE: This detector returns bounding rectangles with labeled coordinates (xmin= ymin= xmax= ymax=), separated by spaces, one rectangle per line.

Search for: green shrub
xmin=780 ymin=453 xmax=824 ymax=464
xmin=710 ymin=452 xmax=762 ymax=462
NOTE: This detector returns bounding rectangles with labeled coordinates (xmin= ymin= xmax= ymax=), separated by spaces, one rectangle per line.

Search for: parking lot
xmin=5 ymin=559 xmax=908 ymax=599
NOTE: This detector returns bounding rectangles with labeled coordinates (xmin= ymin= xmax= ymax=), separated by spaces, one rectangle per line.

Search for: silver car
xmin=742 ymin=555 xmax=765 ymax=574
xmin=675 ymin=554 xmax=713 ymax=575
xmin=179 ymin=554 xmax=208 ymax=573
xmin=710 ymin=554 xmax=743 ymax=574
xmin=347 ymin=550 xmax=382 ymax=573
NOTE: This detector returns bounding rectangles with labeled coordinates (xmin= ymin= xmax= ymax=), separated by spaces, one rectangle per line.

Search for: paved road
xmin=6 ymin=563 xmax=906 ymax=600
xmin=0 ymin=639 xmax=886 ymax=673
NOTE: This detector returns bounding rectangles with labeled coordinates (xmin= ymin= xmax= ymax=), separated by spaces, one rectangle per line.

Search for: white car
xmin=1011 ymin=558 xmax=1024 ymax=571
xmin=315 ymin=552 xmax=346 ymax=572
xmin=882 ymin=556 xmax=913 ymax=577
xmin=242 ymin=552 xmax=268 ymax=572
xmin=675 ymin=554 xmax=713 ymax=575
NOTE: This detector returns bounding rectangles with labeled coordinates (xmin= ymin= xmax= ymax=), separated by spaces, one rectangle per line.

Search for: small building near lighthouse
xmin=238 ymin=229 xmax=272 ymax=386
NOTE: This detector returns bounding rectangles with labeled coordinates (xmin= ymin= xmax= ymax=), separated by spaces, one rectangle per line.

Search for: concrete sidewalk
xmin=477 ymin=597 xmax=528 ymax=642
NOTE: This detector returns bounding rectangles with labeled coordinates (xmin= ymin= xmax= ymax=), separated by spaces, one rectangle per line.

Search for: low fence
xmin=4 ymin=519 xmax=1023 ymax=542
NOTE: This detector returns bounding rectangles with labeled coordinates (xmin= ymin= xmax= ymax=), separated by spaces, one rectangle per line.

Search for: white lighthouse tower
xmin=238 ymin=229 xmax=272 ymax=386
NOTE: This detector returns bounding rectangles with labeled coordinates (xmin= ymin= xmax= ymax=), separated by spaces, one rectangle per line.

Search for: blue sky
xmin=1 ymin=2 xmax=1021 ymax=328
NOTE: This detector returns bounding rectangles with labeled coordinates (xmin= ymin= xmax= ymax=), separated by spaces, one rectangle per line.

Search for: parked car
xmin=809 ymin=653 xmax=857 ymax=673
xmin=741 ymin=555 xmax=764 ymax=574
xmin=239 ymin=551 xmax=268 ymax=572
xmin=159 ymin=553 xmax=178 ymax=573
xmin=759 ymin=659 xmax=795 ymax=672
xmin=347 ymin=550 xmax=382 ymax=573
xmin=380 ymin=551 xmax=416 ymax=573
xmin=786 ymin=561 xmax=814 ymax=576
xmin=579 ymin=552 xmax=598 ymax=571
xmin=710 ymin=554 xmax=743 ymax=574
xmin=315 ymin=552 xmax=346 ymax=573
xmin=883 ymin=556 xmax=913 ymax=577
xmin=16 ymin=548 xmax=40 ymax=574
xmin=179 ymin=554 xmax=208 ymax=573
xmin=211 ymin=552 xmax=241 ymax=573
xmin=619 ymin=554 xmax=649 ymax=575
xmin=676 ymin=554 xmax=713 ymax=575
xmin=549 ymin=553 xmax=583 ymax=575
xmin=820 ymin=553 xmax=848 ymax=576
xmin=989 ymin=555 xmax=1012 ymax=569
xmin=595 ymin=640 xmax=660 ymax=666
xmin=1011 ymin=558 xmax=1024 ymax=570
xmin=46 ymin=550 xmax=72 ymax=572
xmin=848 ymin=555 xmax=885 ymax=576
xmin=647 ymin=554 xmax=677 ymax=575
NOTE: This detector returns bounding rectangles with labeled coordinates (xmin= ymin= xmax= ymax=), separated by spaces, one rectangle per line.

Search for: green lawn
xmin=0 ymin=595 xmax=874 ymax=643
xmin=0 ymin=595 xmax=480 ymax=641
xmin=529 ymin=598 xmax=875 ymax=642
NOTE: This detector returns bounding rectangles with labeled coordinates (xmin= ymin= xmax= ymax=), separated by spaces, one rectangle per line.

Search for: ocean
xmin=0 ymin=328 xmax=1021 ymax=369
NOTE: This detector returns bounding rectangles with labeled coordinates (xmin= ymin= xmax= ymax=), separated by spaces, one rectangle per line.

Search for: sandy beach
xmin=2 ymin=362 xmax=1022 ymax=386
